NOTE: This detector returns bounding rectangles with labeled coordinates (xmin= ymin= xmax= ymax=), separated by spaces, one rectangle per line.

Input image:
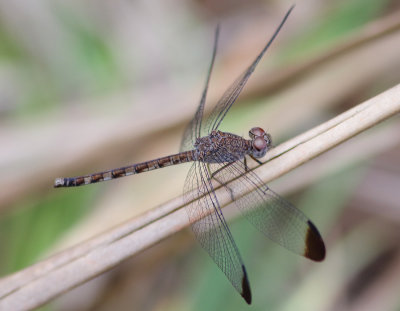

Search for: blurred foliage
xmin=0 ymin=0 xmax=399 ymax=310
xmin=282 ymin=0 xmax=391 ymax=62
xmin=54 ymin=4 xmax=123 ymax=96
xmin=0 ymin=186 xmax=98 ymax=275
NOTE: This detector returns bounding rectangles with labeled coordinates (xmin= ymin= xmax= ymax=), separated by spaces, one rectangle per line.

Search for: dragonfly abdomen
xmin=54 ymin=150 xmax=196 ymax=187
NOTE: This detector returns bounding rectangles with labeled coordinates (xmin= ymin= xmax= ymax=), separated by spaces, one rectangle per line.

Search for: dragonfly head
xmin=249 ymin=127 xmax=272 ymax=158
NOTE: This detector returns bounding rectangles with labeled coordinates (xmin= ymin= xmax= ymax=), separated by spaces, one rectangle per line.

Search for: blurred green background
xmin=1 ymin=0 xmax=400 ymax=310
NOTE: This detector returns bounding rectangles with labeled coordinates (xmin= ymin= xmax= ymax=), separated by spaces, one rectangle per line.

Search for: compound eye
xmin=253 ymin=137 xmax=267 ymax=151
xmin=249 ymin=127 xmax=265 ymax=137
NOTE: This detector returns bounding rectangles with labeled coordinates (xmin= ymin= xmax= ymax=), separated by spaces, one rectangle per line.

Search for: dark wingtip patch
xmin=241 ymin=265 xmax=252 ymax=304
xmin=305 ymin=220 xmax=326 ymax=262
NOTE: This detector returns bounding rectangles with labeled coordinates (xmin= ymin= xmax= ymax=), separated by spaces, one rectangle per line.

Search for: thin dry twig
xmin=0 ymin=83 xmax=399 ymax=311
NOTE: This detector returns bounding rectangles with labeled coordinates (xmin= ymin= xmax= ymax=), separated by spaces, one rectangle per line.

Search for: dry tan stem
xmin=0 ymin=84 xmax=399 ymax=310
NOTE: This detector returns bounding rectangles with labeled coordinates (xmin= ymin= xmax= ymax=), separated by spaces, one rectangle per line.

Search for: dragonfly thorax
xmin=194 ymin=130 xmax=251 ymax=163
xmin=249 ymin=127 xmax=272 ymax=158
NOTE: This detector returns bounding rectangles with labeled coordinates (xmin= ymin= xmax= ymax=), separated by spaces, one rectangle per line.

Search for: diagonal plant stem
xmin=0 ymin=83 xmax=399 ymax=310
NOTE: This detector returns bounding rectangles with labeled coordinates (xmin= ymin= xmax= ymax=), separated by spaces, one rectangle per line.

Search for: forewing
xmin=204 ymin=6 xmax=294 ymax=133
xmin=180 ymin=26 xmax=220 ymax=152
xmin=183 ymin=161 xmax=252 ymax=304
xmin=209 ymin=156 xmax=325 ymax=261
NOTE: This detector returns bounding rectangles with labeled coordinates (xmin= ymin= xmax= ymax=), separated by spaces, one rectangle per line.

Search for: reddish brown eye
xmin=253 ymin=137 xmax=267 ymax=151
xmin=250 ymin=127 xmax=265 ymax=137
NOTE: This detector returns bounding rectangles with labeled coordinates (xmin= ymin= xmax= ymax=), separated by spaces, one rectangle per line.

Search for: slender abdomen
xmin=54 ymin=150 xmax=195 ymax=187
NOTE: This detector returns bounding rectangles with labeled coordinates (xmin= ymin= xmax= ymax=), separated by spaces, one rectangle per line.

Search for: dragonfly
xmin=54 ymin=6 xmax=325 ymax=304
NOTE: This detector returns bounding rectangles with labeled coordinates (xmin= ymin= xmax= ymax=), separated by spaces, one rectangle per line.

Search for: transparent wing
xmin=204 ymin=6 xmax=294 ymax=133
xmin=183 ymin=161 xmax=252 ymax=304
xmin=209 ymin=153 xmax=325 ymax=261
xmin=180 ymin=26 xmax=220 ymax=152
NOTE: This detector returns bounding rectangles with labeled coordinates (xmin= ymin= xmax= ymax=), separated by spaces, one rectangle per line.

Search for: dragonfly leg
xmin=243 ymin=157 xmax=249 ymax=171
xmin=208 ymin=162 xmax=236 ymax=201
xmin=245 ymin=156 xmax=268 ymax=195
xmin=249 ymin=155 xmax=263 ymax=165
